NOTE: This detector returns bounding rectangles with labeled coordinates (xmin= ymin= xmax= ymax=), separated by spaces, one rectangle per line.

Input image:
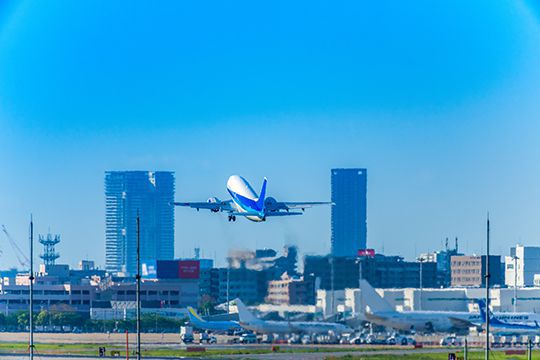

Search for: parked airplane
xmin=477 ymin=300 xmax=540 ymax=336
xmin=186 ymin=307 xmax=243 ymax=333
xmin=173 ymin=175 xmax=331 ymax=222
xmin=358 ymin=280 xmax=476 ymax=333
xmin=235 ymin=299 xmax=352 ymax=335
xmin=358 ymin=280 xmax=540 ymax=333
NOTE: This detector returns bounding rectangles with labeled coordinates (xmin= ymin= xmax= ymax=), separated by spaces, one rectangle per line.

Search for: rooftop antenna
xmin=445 ymin=237 xmax=449 ymax=252
xmin=455 ymin=237 xmax=459 ymax=253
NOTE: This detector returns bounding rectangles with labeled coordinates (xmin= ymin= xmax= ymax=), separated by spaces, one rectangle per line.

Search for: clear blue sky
xmin=1 ymin=1 xmax=540 ymax=268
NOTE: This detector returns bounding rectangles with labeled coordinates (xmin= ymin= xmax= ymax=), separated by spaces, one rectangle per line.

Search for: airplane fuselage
xmin=227 ymin=175 xmax=266 ymax=222
xmin=366 ymin=310 xmax=540 ymax=333
xmin=240 ymin=320 xmax=351 ymax=335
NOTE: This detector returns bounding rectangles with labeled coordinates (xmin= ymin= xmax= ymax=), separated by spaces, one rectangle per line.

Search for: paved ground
xmin=0 ymin=332 xmax=183 ymax=345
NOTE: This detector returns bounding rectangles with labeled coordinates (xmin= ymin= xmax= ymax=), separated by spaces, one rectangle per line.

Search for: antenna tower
xmin=39 ymin=233 xmax=60 ymax=265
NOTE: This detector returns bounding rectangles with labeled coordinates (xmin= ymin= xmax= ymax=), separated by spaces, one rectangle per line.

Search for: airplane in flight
xmin=173 ymin=175 xmax=331 ymax=222
xmin=235 ymin=298 xmax=352 ymax=335
xmin=186 ymin=306 xmax=243 ymax=333
xmin=477 ymin=300 xmax=540 ymax=336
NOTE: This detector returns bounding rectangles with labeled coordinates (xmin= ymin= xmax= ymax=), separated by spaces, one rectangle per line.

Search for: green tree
xmin=35 ymin=310 xmax=50 ymax=326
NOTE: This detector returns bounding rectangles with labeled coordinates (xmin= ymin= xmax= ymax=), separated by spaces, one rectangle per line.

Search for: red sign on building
xmin=358 ymin=249 xmax=375 ymax=257
xmin=178 ymin=260 xmax=200 ymax=279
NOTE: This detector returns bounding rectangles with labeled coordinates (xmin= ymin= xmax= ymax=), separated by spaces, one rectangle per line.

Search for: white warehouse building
xmin=318 ymin=286 xmax=540 ymax=316
xmin=505 ymin=245 xmax=540 ymax=287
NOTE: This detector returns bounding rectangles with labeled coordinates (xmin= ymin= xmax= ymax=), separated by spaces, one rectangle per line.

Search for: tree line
xmin=0 ymin=311 xmax=187 ymax=333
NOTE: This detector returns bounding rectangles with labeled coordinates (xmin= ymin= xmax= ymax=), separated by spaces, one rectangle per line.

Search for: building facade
xmin=451 ymin=255 xmax=502 ymax=287
xmin=505 ymin=245 xmax=540 ymax=287
xmin=304 ymin=254 xmax=437 ymax=291
xmin=266 ymin=273 xmax=315 ymax=305
xmin=105 ymin=171 xmax=175 ymax=274
xmin=331 ymin=168 xmax=367 ymax=257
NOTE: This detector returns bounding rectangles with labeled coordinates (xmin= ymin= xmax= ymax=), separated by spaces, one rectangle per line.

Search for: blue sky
xmin=1 ymin=1 xmax=540 ymax=268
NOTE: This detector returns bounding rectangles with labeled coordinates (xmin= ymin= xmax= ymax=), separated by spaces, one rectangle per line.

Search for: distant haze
xmin=1 ymin=1 xmax=540 ymax=268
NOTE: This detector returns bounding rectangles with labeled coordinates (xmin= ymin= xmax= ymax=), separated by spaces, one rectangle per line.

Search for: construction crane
xmin=1 ymin=225 xmax=30 ymax=268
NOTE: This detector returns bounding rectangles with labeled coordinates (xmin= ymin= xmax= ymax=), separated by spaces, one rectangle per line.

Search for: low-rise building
xmin=266 ymin=273 xmax=315 ymax=305
xmin=451 ymin=255 xmax=502 ymax=287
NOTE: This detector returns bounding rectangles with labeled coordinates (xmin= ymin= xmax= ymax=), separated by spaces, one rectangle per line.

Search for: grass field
xmin=0 ymin=342 xmax=399 ymax=357
xmin=329 ymin=352 xmax=537 ymax=360
xmin=0 ymin=342 xmax=536 ymax=359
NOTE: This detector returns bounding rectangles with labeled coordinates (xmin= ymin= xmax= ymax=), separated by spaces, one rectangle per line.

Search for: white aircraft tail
xmin=234 ymin=298 xmax=260 ymax=324
xmin=358 ymin=279 xmax=394 ymax=313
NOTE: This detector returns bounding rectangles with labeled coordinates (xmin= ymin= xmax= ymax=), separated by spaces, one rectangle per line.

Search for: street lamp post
xmin=417 ymin=257 xmax=425 ymax=311
xmin=513 ymin=255 xmax=519 ymax=313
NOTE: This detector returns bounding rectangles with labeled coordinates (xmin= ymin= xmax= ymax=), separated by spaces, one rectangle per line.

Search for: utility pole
xmin=330 ymin=256 xmax=335 ymax=318
xmin=485 ymin=214 xmax=490 ymax=360
xmin=226 ymin=257 xmax=230 ymax=315
xmin=29 ymin=216 xmax=34 ymax=360
xmin=136 ymin=212 xmax=141 ymax=360
xmin=513 ymin=255 xmax=519 ymax=313
xmin=418 ymin=258 xmax=424 ymax=311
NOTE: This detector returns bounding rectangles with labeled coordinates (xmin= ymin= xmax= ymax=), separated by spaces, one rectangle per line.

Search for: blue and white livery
xmin=173 ymin=175 xmax=330 ymax=222
xmin=477 ymin=300 xmax=540 ymax=336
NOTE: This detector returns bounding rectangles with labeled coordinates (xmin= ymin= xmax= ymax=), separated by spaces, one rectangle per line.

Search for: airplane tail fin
xmin=477 ymin=299 xmax=503 ymax=326
xmin=234 ymin=298 xmax=259 ymax=324
xmin=358 ymin=279 xmax=394 ymax=313
xmin=256 ymin=177 xmax=267 ymax=210
xmin=187 ymin=306 xmax=206 ymax=327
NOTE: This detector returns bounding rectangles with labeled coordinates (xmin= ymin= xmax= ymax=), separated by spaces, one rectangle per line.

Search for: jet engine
xmin=264 ymin=197 xmax=278 ymax=209
xmin=207 ymin=197 xmax=221 ymax=212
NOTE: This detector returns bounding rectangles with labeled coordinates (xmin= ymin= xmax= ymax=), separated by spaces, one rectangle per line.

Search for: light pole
xmin=513 ymin=255 xmax=519 ymax=313
xmin=417 ymin=257 xmax=425 ymax=311
xmin=29 ymin=216 xmax=34 ymax=360
xmin=136 ymin=212 xmax=141 ymax=360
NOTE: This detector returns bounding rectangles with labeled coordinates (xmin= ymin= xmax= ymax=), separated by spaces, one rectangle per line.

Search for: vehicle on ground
xmin=180 ymin=326 xmax=194 ymax=344
xmin=199 ymin=332 xmax=217 ymax=344
xmin=440 ymin=335 xmax=463 ymax=346
xmin=386 ymin=335 xmax=416 ymax=346
xmin=239 ymin=333 xmax=258 ymax=344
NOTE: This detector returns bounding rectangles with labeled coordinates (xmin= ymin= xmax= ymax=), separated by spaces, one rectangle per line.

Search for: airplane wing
xmin=172 ymin=200 xmax=234 ymax=212
xmin=265 ymin=201 xmax=332 ymax=212
xmin=265 ymin=212 xmax=303 ymax=217
xmin=448 ymin=316 xmax=476 ymax=329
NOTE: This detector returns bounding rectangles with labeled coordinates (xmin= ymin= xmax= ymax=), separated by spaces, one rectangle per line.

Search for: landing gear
xmin=228 ymin=215 xmax=237 ymax=222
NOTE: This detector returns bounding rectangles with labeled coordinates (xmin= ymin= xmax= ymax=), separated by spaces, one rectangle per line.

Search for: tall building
xmin=105 ymin=171 xmax=175 ymax=274
xmin=331 ymin=168 xmax=367 ymax=256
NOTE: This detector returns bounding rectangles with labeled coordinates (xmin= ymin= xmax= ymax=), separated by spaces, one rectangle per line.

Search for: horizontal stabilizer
xmin=265 ymin=212 xmax=303 ymax=217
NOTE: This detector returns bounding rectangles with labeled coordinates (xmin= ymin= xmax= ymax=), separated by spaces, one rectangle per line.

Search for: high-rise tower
xmin=105 ymin=171 xmax=175 ymax=274
xmin=331 ymin=168 xmax=367 ymax=257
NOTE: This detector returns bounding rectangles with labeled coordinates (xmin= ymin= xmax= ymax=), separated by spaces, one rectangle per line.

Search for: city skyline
xmin=1 ymin=1 xmax=540 ymax=268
